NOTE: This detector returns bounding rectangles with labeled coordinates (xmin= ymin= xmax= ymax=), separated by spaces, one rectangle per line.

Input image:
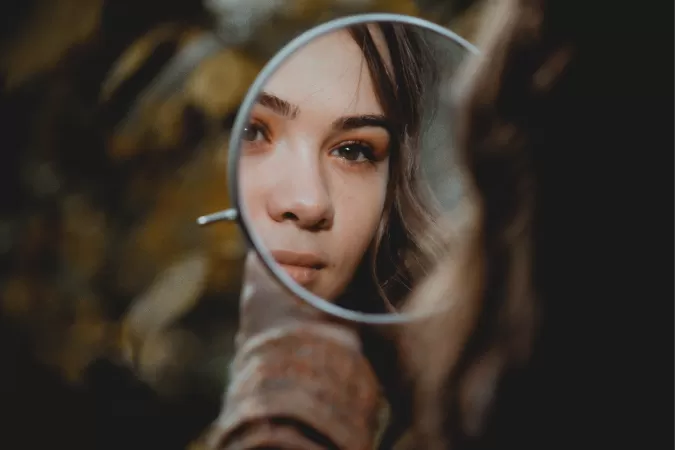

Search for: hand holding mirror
xmin=199 ymin=13 xmax=478 ymax=325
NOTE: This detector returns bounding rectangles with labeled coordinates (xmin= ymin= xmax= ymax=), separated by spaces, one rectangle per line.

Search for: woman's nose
xmin=267 ymin=168 xmax=334 ymax=230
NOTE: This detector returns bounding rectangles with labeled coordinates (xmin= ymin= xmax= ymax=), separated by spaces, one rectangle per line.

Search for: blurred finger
xmin=238 ymin=251 xmax=323 ymax=339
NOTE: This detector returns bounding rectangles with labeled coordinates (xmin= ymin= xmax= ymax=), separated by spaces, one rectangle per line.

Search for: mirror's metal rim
xmin=228 ymin=13 xmax=480 ymax=325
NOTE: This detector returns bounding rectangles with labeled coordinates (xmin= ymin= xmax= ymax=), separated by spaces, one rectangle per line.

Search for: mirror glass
xmin=231 ymin=16 xmax=477 ymax=323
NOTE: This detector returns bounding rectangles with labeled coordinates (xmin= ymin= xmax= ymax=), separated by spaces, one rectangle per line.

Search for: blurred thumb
xmin=237 ymin=251 xmax=325 ymax=342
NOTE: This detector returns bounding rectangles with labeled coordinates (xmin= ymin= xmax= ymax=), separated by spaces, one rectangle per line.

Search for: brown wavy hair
xmin=399 ymin=0 xmax=644 ymax=447
xmin=337 ymin=22 xmax=448 ymax=313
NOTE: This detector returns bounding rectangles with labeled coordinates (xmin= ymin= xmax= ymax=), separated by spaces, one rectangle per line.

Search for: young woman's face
xmin=239 ymin=28 xmax=393 ymax=301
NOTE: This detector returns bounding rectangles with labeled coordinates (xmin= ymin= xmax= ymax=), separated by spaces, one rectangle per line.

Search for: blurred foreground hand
xmin=209 ymin=251 xmax=381 ymax=450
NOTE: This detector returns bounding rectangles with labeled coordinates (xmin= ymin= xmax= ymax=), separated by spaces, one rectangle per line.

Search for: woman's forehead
xmin=262 ymin=28 xmax=386 ymax=117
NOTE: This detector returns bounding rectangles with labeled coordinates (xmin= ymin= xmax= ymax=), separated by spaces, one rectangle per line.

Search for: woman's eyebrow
xmin=255 ymin=91 xmax=391 ymax=133
xmin=256 ymin=91 xmax=299 ymax=118
xmin=332 ymin=114 xmax=392 ymax=133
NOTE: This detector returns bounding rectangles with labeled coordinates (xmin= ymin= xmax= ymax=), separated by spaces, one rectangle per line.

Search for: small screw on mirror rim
xmin=196 ymin=208 xmax=238 ymax=226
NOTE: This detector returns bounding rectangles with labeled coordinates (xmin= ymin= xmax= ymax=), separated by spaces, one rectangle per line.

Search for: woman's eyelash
xmin=355 ymin=142 xmax=376 ymax=160
xmin=332 ymin=140 xmax=378 ymax=163
xmin=245 ymin=120 xmax=271 ymax=142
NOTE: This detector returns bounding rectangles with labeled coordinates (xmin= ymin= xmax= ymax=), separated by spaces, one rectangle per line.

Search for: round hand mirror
xmin=199 ymin=13 xmax=478 ymax=324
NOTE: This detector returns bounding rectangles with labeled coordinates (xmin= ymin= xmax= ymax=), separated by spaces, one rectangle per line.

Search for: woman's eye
xmin=331 ymin=143 xmax=374 ymax=162
xmin=242 ymin=123 xmax=267 ymax=142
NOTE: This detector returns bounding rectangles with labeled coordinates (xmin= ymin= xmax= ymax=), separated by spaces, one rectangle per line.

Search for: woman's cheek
xmin=240 ymin=158 xmax=271 ymax=221
xmin=336 ymin=192 xmax=371 ymax=248
xmin=360 ymin=183 xmax=387 ymax=247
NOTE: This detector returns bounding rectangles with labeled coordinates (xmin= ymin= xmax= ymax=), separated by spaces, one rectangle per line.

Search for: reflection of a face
xmin=239 ymin=28 xmax=393 ymax=301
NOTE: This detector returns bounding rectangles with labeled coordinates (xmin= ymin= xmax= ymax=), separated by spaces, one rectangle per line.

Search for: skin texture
xmin=239 ymin=27 xmax=394 ymax=302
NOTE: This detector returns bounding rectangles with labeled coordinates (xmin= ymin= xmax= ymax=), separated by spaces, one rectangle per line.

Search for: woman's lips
xmin=270 ymin=250 xmax=326 ymax=287
xmin=278 ymin=264 xmax=320 ymax=285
